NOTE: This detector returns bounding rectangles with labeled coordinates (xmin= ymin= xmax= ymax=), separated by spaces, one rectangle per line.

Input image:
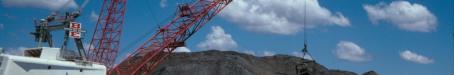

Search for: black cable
xmin=302 ymin=0 xmax=314 ymax=61
xmin=146 ymin=0 xmax=159 ymax=26
xmin=119 ymin=0 xmax=180 ymax=57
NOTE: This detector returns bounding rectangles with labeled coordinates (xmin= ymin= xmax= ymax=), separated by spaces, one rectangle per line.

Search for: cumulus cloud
xmin=334 ymin=41 xmax=371 ymax=62
xmin=221 ymin=0 xmax=350 ymax=35
xmin=160 ymin=0 xmax=167 ymax=8
xmin=2 ymin=14 xmax=17 ymax=20
xmin=4 ymin=47 xmax=28 ymax=55
xmin=2 ymin=0 xmax=79 ymax=11
xmin=292 ymin=51 xmax=313 ymax=60
xmin=84 ymin=43 xmax=94 ymax=51
xmin=173 ymin=47 xmax=191 ymax=53
xmin=90 ymin=11 xmax=99 ymax=22
xmin=242 ymin=50 xmax=256 ymax=56
xmin=263 ymin=51 xmax=275 ymax=56
xmin=364 ymin=1 xmax=437 ymax=32
xmin=0 ymin=23 xmax=4 ymax=30
xmin=197 ymin=26 xmax=238 ymax=51
xmin=400 ymin=50 xmax=434 ymax=64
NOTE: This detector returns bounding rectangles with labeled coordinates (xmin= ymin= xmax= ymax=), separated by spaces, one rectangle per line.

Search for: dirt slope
xmin=151 ymin=50 xmax=374 ymax=75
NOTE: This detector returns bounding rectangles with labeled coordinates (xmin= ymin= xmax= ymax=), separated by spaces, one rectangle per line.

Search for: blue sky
xmin=0 ymin=0 xmax=453 ymax=75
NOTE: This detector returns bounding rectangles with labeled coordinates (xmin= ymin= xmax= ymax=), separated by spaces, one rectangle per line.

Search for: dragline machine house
xmin=110 ymin=0 xmax=232 ymax=75
xmin=0 ymin=47 xmax=106 ymax=75
xmin=0 ymin=11 xmax=108 ymax=75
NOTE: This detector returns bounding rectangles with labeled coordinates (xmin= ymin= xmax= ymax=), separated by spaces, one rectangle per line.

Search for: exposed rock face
xmin=151 ymin=50 xmax=362 ymax=75
xmin=362 ymin=71 xmax=378 ymax=75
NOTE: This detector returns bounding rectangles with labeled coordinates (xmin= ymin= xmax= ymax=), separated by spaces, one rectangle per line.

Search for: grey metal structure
xmin=31 ymin=11 xmax=87 ymax=61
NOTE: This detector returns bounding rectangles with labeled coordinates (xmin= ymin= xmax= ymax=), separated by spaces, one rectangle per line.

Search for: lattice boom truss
xmin=110 ymin=0 xmax=232 ymax=75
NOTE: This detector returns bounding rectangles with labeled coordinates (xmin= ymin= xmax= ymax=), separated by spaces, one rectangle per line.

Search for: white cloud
xmin=83 ymin=43 xmax=94 ymax=51
xmin=90 ymin=11 xmax=99 ymax=22
xmin=334 ymin=41 xmax=370 ymax=62
xmin=116 ymin=53 xmax=131 ymax=63
xmin=0 ymin=23 xmax=4 ymax=30
xmin=263 ymin=51 xmax=275 ymax=56
xmin=221 ymin=0 xmax=350 ymax=35
xmin=242 ymin=50 xmax=256 ymax=56
xmin=5 ymin=47 xmax=28 ymax=55
xmin=2 ymin=0 xmax=79 ymax=11
xmin=173 ymin=47 xmax=191 ymax=53
xmin=400 ymin=50 xmax=434 ymax=64
xmin=197 ymin=26 xmax=238 ymax=51
xmin=291 ymin=51 xmax=313 ymax=60
xmin=160 ymin=0 xmax=167 ymax=8
xmin=364 ymin=1 xmax=437 ymax=32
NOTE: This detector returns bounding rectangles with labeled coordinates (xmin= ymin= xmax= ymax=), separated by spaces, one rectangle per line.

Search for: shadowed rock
xmin=362 ymin=71 xmax=378 ymax=75
xmin=151 ymin=50 xmax=370 ymax=75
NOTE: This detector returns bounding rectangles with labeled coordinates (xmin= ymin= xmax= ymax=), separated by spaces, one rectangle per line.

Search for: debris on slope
xmin=152 ymin=50 xmax=375 ymax=75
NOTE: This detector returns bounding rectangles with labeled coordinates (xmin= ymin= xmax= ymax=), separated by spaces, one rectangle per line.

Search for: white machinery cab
xmin=0 ymin=47 xmax=106 ymax=75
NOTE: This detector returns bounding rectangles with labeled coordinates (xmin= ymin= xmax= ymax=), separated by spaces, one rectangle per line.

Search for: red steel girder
xmin=110 ymin=0 xmax=232 ymax=75
xmin=88 ymin=0 xmax=127 ymax=69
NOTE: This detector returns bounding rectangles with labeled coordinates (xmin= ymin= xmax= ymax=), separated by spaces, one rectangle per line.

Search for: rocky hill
xmin=152 ymin=50 xmax=376 ymax=75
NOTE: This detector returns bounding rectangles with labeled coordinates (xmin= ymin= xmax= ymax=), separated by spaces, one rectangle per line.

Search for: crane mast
xmin=88 ymin=0 xmax=127 ymax=69
xmin=110 ymin=0 xmax=232 ymax=75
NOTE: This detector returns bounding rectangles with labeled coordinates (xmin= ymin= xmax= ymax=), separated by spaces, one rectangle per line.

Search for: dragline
xmin=109 ymin=0 xmax=232 ymax=75
xmin=88 ymin=0 xmax=127 ymax=69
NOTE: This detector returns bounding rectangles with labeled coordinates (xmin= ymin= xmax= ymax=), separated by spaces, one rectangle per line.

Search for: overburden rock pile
xmin=152 ymin=50 xmax=377 ymax=75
